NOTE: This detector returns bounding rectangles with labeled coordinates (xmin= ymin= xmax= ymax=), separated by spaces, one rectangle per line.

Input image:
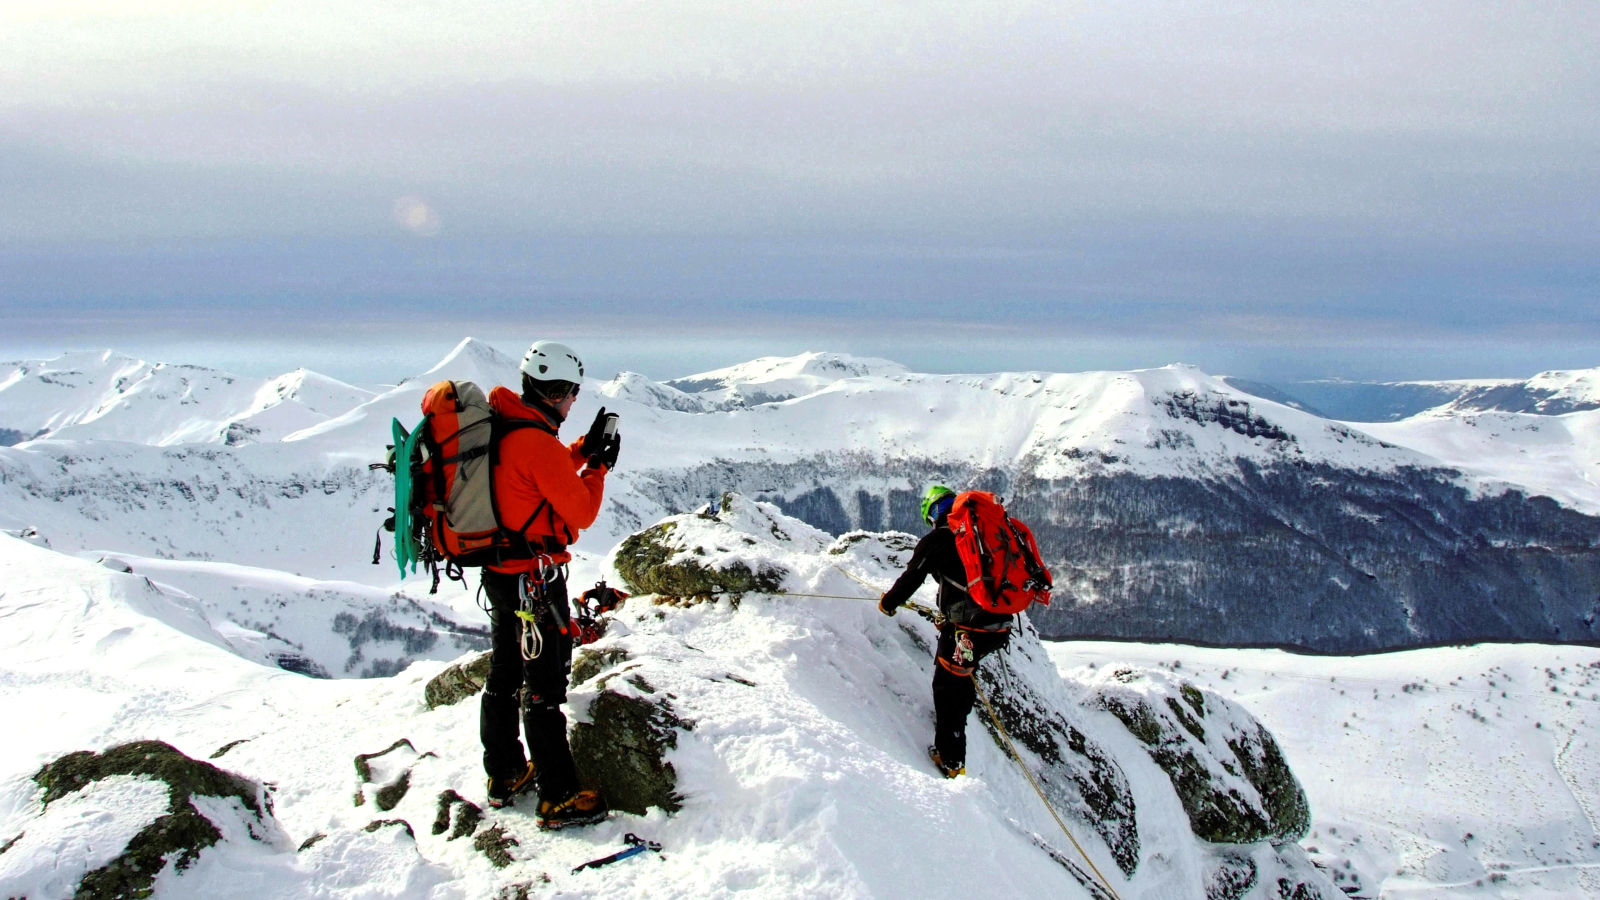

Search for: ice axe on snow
xmin=571 ymin=833 xmax=662 ymax=873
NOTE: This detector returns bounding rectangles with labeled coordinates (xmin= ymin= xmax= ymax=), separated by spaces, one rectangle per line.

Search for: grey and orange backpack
xmin=375 ymin=380 xmax=557 ymax=591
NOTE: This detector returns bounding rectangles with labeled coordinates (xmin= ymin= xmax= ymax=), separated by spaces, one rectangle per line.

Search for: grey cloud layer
xmin=1 ymin=1 xmax=1596 ymax=341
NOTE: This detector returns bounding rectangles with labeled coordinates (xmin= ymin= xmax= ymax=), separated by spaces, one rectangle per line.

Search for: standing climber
xmin=879 ymin=485 xmax=1014 ymax=778
xmin=480 ymin=340 xmax=621 ymax=829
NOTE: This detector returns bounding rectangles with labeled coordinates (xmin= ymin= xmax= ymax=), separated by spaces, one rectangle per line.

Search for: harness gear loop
xmin=514 ymin=554 xmax=572 ymax=660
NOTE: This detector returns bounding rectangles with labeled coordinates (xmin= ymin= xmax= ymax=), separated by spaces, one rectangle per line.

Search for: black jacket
xmin=881 ymin=515 xmax=1013 ymax=629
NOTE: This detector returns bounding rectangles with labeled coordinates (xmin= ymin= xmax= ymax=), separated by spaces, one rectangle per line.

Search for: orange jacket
xmin=487 ymin=386 xmax=606 ymax=572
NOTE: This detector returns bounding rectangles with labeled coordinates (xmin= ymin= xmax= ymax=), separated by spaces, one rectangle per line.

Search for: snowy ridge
xmin=7 ymin=341 xmax=1596 ymax=513
xmin=0 ymin=351 xmax=374 ymax=447
xmin=658 ymin=351 xmax=909 ymax=410
xmin=1362 ymin=408 xmax=1600 ymax=512
xmin=0 ymin=501 xmax=1336 ymax=900
xmin=1414 ymin=366 xmax=1600 ymax=417
xmin=1257 ymin=366 xmax=1600 ymax=422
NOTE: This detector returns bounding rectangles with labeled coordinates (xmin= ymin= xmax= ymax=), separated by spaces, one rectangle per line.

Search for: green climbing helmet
xmin=920 ymin=484 xmax=956 ymax=525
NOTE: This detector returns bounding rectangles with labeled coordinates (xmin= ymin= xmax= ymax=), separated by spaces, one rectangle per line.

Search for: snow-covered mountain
xmin=0 ymin=351 xmax=376 ymax=446
xmin=662 ymin=351 xmax=908 ymax=409
xmin=2 ymin=339 xmax=1598 ymax=652
xmin=3 ymin=339 xmax=1599 ymax=897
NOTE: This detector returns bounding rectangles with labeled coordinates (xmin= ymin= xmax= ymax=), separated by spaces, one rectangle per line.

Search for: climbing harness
xmin=571 ymin=833 xmax=663 ymax=873
xmin=572 ymin=580 xmax=629 ymax=646
xmin=514 ymin=555 xmax=567 ymax=661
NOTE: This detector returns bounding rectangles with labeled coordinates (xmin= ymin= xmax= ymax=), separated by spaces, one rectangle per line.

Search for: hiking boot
xmin=486 ymin=762 xmax=537 ymax=809
xmin=537 ymin=789 xmax=608 ymax=830
xmin=929 ymin=746 xmax=965 ymax=779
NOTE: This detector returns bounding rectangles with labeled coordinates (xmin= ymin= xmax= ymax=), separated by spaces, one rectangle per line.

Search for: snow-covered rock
xmin=1085 ymin=667 xmax=1309 ymax=844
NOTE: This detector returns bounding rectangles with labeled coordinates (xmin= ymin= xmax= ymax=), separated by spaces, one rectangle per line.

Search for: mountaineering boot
xmin=537 ymin=789 xmax=608 ymax=830
xmin=929 ymin=745 xmax=965 ymax=779
xmin=487 ymin=761 xmax=537 ymax=809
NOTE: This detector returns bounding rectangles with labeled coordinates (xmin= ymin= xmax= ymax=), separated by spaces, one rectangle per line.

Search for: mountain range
xmin=3 ymin=339 xmax=1598 ymax=653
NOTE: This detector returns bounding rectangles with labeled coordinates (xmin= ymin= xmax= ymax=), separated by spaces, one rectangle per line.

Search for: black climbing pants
xmin=931 ymin=623 xmax=1011 ymax=768
xmin=480 ymin=568 xmax=580 ymax=802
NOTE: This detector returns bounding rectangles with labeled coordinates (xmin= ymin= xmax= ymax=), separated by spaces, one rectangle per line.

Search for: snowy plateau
xmin=0 ymin=339 xmax=1597 ymax=899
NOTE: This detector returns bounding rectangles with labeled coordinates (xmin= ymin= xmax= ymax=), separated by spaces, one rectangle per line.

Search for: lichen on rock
xmin=474 ymin=824 xmax=518 ymax=868
xmin=974 ymin=627 xmax=1141 ymax=877
xmin=424 ymin=651 xmax=494 ymax=709
xmin=32 ymin=740 xmax=274 ymax=900
xmin=352 ymin=739 xmax=431 ymax=810
xmin=432 ymin=789 xmax=482 ymax=840
xmin=570 ymin=689 xmax=690 ymax=815
xmin=1090 ymin=668 xmax=1310 ymax=844
xmin=571 ymin=646 xmax=631 ymax=686
xmin=612 ymin=493 xmax=806 ymax=598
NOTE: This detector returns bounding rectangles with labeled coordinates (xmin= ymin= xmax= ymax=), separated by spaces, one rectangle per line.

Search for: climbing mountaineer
xmin=478 ymin=340 xmax=621 ymax=828
xmin=879 ymin=484 xmax=1052 ymax=778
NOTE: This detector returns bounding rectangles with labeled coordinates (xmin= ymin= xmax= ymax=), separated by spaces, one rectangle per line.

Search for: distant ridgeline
xmin=635 ymin=456 xmax=1600 ymax=654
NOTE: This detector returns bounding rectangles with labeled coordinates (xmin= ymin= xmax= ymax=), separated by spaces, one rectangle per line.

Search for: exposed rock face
xmin=32 ymin=740 xmax=276 ymax=900
xmin=570 ymin=646 xmax=631 ymax=686
xmin=424 ymin=651 xmax=494 ymax=708
xmin=974 ymin=622 xmax=1141 ymax=876
xmin=1088 ymin=668 xmax=1309 ymax=844
xmin=569 ymin=681 xmax=689 ymax=815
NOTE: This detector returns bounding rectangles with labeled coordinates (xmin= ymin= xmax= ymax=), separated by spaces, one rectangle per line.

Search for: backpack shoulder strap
xmin=498 ymin=417 xmax=558 ymax=436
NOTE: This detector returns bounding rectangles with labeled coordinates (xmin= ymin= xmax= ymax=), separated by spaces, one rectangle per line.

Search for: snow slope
xmin=658 ymin=351 xmax=909 ymax=410
xmin=0 ymin=351 xmax=375 ymax=446
xmin=0 ymin=505 xmax=1336 ymax=900
xmin=1050 ymin=640 xmax=1600 ymax=899
xmin=1361 ymin=409 xmax=1600 ymax=513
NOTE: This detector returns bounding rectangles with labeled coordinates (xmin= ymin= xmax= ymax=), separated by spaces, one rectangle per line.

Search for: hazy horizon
xmin=5 ymin=2 xmax=1597 ymax=383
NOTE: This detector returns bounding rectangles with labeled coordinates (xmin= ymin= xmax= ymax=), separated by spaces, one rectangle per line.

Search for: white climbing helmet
xmin=519 ymin=340 xmax=584 ymax=384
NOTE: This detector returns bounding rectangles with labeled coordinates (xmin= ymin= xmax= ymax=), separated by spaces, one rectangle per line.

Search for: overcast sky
xmin=3 ymin=1 xmax=1597 ymax=382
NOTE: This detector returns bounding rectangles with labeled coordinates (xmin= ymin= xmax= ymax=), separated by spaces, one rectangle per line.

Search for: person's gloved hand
xmin=581 ymin=407 xmax=610 ymax=461
xmin=878 ymin=593 xmax=898 ymax=617
xmin=594 ymin=434 xmax=621 ymax=471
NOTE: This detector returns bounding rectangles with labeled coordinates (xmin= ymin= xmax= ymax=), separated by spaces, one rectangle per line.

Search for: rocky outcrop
xmin=974 ymin=623 xmax=1141 ymax=876
xmin=32 ymin=740 xmax=277 ymax=900
xmin=1088 ymin=668 xmax=1309 ymax=844
xmin=570 ymin=688 xmax=689 ymax=816
xmin=424 ymin=652 xmax=494 ymax=709
xmin=613 ymin=493 xmax=797 ymax=598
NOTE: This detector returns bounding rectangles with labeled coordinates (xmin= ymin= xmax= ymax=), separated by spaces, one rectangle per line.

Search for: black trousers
xmin=931 ymin=624 xmax=1011 ymax=767
xmin=480 ymin=568 xmax=580 ymax=802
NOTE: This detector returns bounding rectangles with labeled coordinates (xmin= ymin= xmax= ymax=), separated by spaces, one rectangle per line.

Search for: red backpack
xmin=416 ymin=380 xmax=556 ymax=566
xmin=946 ymin=491 xmax=1053 ymax=615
